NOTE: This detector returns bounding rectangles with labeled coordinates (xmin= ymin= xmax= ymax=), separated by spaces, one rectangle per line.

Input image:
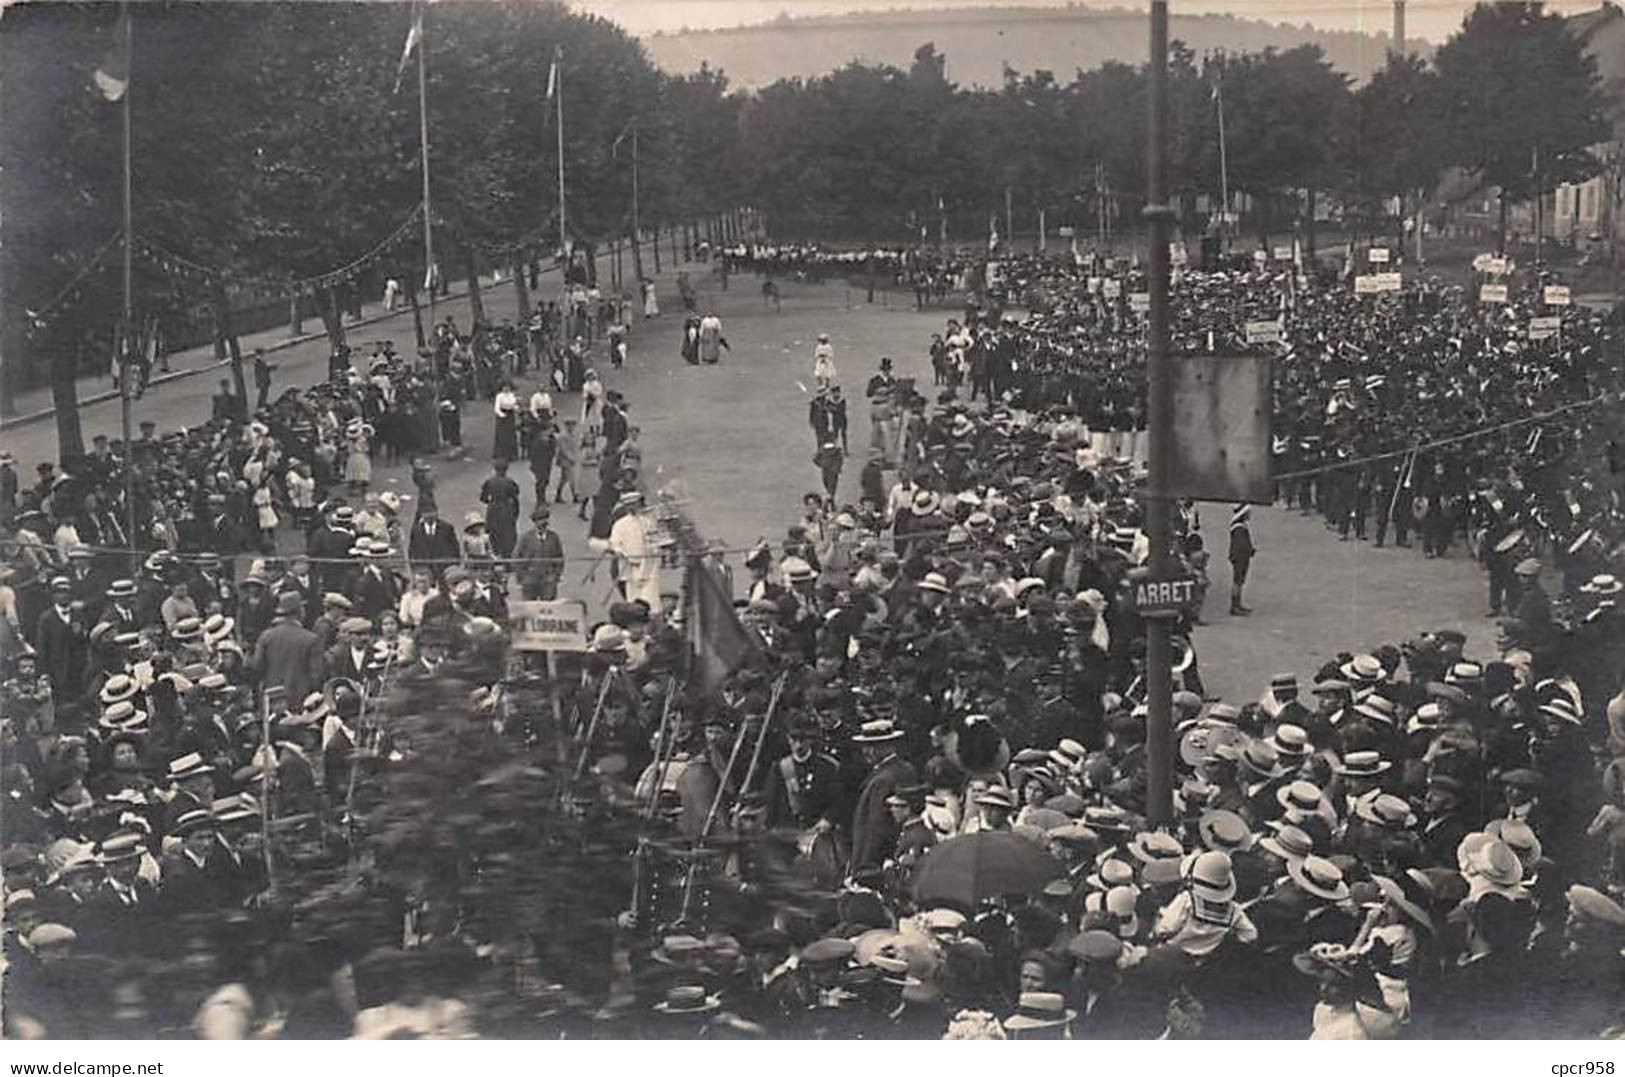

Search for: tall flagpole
xmin=417 ymin=7 xmax=441 ymax=449
xmin=120 ymin=5 xmax=137 ymax=568
xmin=1215 ymin=68 xmax=1231 ymax=253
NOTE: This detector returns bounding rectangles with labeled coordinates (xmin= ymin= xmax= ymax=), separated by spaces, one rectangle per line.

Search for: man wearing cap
xmin=512 ymin=504 xmax=566 ymax=601
xmin=252 ymin=591 xmax=324 ymax=704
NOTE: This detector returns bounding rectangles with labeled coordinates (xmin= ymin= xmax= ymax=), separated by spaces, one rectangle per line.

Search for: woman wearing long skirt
xmin=346 ymin=421 xmax=373 ymax=491
xmin=493 ymin=381 xmax=520 ymax=461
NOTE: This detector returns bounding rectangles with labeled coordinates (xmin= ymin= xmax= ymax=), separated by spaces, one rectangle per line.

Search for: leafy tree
xmin=1434 ymin=0 xmax=1609 ymax=247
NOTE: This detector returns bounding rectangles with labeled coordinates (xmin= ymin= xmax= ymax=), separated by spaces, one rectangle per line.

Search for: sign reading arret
xmin=510 ymin=599 xmax=589 ymax=652
xmin=1133 ymin=574 xmax=1200 ymax=619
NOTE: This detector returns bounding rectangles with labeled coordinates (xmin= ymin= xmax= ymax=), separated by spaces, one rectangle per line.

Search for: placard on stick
xmin=510 ymin=599 xmax=589 ymax=652
xmin=1169 ymin=355 xmax=1274 ymax=505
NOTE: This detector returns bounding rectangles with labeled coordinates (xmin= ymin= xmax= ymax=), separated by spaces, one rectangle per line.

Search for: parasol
xmin=911 ymin=831 xmax=1063 ymax=911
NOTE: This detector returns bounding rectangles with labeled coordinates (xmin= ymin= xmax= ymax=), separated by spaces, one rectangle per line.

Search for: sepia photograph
xmin=0 ymin=0 xmax=1622 ymax=1055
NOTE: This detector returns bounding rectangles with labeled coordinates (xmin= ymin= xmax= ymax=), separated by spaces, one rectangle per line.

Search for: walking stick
xmin=679 ymin=717 xmax=752 ymax=925
xmin=1386 ymin=446 xmax=1417 ymax=536
xmin=642 ymin=677 xmax=679 ymax=821
xmin=566 ymin=669 xmax=616 ymax=797
xmin=259 ymin=693 xmax=279 ymax=896
xmin=738 ymin=672 xmax=788 ymax=796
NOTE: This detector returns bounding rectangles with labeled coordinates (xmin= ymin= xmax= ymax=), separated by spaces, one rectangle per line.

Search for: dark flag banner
xmin=685 ymin=554 xmax=759 ymax=694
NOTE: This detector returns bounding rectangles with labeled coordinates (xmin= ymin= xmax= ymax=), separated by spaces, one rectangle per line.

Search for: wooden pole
xmin=737 ymin=673 xmax=787 ymax=796
xmin=567 ymin=669 xmax=615 ymax=791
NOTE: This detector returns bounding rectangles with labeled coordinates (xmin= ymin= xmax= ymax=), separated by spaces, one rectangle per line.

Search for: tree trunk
xmin=1498 ymin=193 xmax=1509 ymax=255
xmin=319 ymin=286 xmax=348 ymax=353
xmin=651 ymin=225 xmax=662 ymax=274
xmin=0 ymin=315 xmax=24 ymax=417
xmin=212 ymin=279 xmax=248 ymax=407
xmin=669 ymin=226 xmax=678 ymax=267
xmin=630 ymin=224 xmax=645 ymax=284
xmin=289 ymin=295 xmax=303 ymax=337
xmin=465 ymin=247 xmax=486 ymax=328
xmin=583 ymin=241 xmax=598 ymax=287
xmin=51 ymin=337 xmax=85 ymax=463
xmin=682 ymin=222 xmax=692 ymax=262
xmin=1305 ymin=188 xmax=1317 ymax=262
xmin=408 ymin=277 xmax=426 ymax=350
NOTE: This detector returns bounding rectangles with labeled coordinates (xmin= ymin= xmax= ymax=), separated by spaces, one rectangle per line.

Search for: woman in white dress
xmin=346 ymin=421 xmax=373 ymax=491
xmin=580 ymin=369 xmax=604 ymax=439
xmin=641 ymin=278 xmax=659 ymax=319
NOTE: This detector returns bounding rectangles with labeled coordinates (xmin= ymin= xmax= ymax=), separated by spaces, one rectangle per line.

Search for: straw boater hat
xmin=1003 ymin=992 xmax=1076 ymax=1032
xmin=1354 ymin=791 xmax=1417 ymax=829
xmin=1288 ymin=855 xmax=1351 ymax=902
xmin=1259 ymin=824 xmax=1315 ymax=863
xmin=1277 ymin=779 xmax=1332 ymax=818
xmin=1484 ymin=818 xmax=1542 ymax=870
xmin=652 ymin=985 xmax=721 ymax=1015
xmin=1198 ymin=810 xmax=1255 ymax=853
xmin=1269 ymin=724 xmax=1310 ymax=760
xmin=99 ymin=674 xmax=140 ymax=706
xmin=1334 ymin=749 xmax=1391 ymax=778
xmin=852 ymin=719 xmax=905 ymax=744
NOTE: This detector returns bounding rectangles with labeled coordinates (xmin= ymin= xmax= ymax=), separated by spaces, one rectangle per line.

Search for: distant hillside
xmin=642 ymin=4 xmax=1425 ymax=88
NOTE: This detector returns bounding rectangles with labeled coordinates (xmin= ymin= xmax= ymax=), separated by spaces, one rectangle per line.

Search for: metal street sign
xmin=1368 ymin=247 xmax=1391 ymax=263
xmin=1529 ymin=315 xmax=1560 ymax=341
xmin=1245 ymin=319 xmax=1283 ymax=344
xmin=510 ymin=599 xmax=589 ymax=652
xmin=1544 ymin=285 xmax=1571 ymax=307
xmin=1480 ymin=284 xmax=1509 ymax=304
xmin=1133 ymin=574 xmax=1200 ymax=619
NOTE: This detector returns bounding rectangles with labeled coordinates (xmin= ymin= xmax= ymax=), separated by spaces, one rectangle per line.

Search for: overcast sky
xmin=572 ymin=0 xmax=1603 ymax=47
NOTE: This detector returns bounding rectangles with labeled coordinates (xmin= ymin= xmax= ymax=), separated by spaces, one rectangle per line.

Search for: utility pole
xmin=1143 ymin=0 xmax=1176 ymax=827
xmin=119 ymin=4 xmax=136 ymax=566
xmin=1392 ymin=0 xmax=1406 ymax=55
xmin=416 ymin=9 xmax=440 ymax=449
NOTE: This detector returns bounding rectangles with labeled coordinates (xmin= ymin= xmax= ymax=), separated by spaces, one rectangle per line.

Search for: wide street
xmin=4 ymin=257 xmax=1497 ymax=705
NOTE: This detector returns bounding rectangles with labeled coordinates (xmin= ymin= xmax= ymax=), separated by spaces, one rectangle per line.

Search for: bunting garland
xmin=23 ymin=207 xmax=581 ymax=337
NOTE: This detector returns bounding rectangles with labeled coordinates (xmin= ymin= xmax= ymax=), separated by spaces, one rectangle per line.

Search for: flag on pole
xmin=685 ymin=555 xmax=759 ymax=695
xmin=93 ymin=5 xmax=130 ymax=102
xmin=546 ymin=46 xmax=561 ymax=99
xmin=393 ymin=3 xmax=423 ymax=95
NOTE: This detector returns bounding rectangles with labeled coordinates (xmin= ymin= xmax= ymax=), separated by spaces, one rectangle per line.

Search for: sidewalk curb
xmin=0 ymin=284 xmax=472 ymax=433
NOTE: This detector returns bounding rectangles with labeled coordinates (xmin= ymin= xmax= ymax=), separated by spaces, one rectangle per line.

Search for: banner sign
xmin=1529 ymin=315 xmax=1560 ymax=341
xmin=1472 ymin=253 xmax=1509 ymax=275
xmin=1101 ymin=278 xmax=1122 ymax=299
xmin=1057 ymin=226 xmax=1076 ymax=238
xmin=1368 ymin=247 xmax=1391 ymax=264
xmin=1354 ymin=275 xmax=1380 ymax=295
xmin=1544 ymin=285 xmax=1571 ymax=307
xmin=1272 ymin=246 xmax=1292 ymax=261
xmin=1480 ymin=284 xmax=1509 ymax=304
xmin=1375 ymin=272 xmax=1402 ymax=293
xmin=1129 ymin=292 xmax=1151 ymax=313
xmin=510 ymin=599 xmax=589 ymax=652
xmin=1245 ymin=320 xmax=1284 ymax=344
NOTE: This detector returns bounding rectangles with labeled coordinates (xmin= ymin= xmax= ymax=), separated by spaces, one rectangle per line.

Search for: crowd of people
xmin=2 ymin=243 xmax=1623 ymax=1040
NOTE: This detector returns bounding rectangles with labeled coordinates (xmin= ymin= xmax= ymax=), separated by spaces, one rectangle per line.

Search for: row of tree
xmin=0 ymin=2 xmax=1611 ymax=422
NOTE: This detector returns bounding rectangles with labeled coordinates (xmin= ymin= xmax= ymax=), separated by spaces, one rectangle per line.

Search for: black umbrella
xmin=911 ymin=831 xmax=1062 ymax=910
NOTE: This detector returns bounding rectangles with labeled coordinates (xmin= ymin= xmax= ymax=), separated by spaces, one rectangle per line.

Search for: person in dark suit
xmin=407 ymin=506 xmax=462 ymax=582
xmin=34 ymin=579 xmax=88 ymax=700
xmin=479 ymin=460 xmax=522 ymax=559
xmin=251 ymin=591 xmax=325 ymax=704
xmin=848 ymin=720 xmax=918 ymax=872
xmin=347 ymin=547 xmax=401 ymax=621
xmin=512 ymin=505 xmax=565 ymax=600
xmin=277 ymin=554 xmax=320 ymax=625
xmin=324 ymin=617 xmax=373 ymax=682
xmin=1228 ymin=503 xmax=1255 ymax=616
xmin=306 ymin=504 xmax=357 ymax=594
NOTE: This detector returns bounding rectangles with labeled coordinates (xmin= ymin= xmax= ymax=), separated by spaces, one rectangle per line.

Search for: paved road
xmin=6 ymin=260 xmax=1498 ymax=705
